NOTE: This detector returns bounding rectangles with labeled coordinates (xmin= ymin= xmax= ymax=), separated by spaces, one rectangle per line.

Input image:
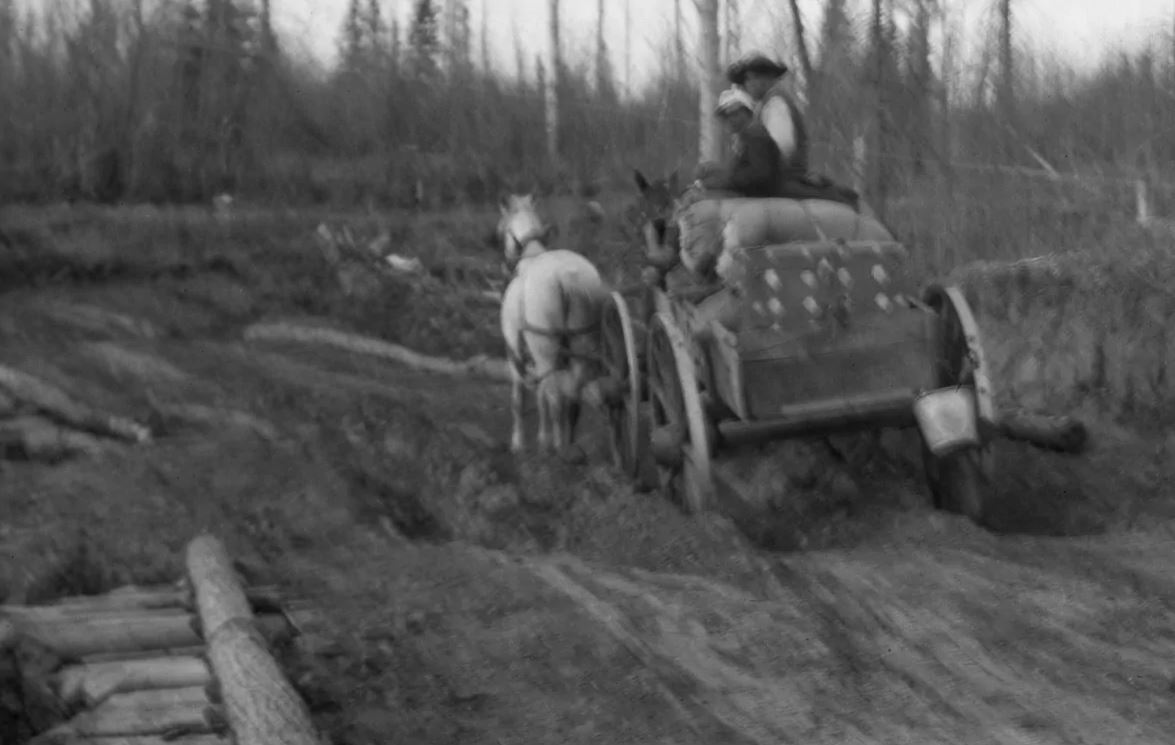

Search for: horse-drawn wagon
xmin=594 ymin=190 xmax=997 ymax=524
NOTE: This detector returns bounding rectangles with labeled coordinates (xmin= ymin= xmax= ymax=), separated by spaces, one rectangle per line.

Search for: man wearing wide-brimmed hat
xmin=726 ymin=51 xmax=810 ymax=181
xmin=727 ymin=50 xmax=860 ymax=209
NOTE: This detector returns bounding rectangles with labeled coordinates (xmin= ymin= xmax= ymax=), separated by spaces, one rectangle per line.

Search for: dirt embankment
xmin=4 ymin=206 xmax=1175 ymax=745
xmin=957 ymin=249 xmax=1175 ymax=427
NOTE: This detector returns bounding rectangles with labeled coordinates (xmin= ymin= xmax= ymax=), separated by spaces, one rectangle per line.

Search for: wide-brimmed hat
xmin=727 ymin=51 xmax=789 ymax=84
xmin=715 ymin=87 xmax=755 ymax=116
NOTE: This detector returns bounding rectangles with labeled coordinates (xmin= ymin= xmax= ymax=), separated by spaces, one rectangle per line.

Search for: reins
xmin=501 ymin=218 xmax=602 ymax=388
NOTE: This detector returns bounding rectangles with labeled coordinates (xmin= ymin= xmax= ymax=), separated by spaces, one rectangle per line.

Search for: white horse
xmin=496 ymin=194 xmax=607 ymax=456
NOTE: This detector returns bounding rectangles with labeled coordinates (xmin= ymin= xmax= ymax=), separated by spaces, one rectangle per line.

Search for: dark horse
xmin=627 ymin=168 xmax=685 ymax=284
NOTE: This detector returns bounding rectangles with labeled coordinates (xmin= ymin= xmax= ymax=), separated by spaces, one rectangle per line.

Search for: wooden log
xmin=80 ymin=646 xmax=206 ymax=665
xmin=0 ymin=364 xmax=151 ymax=443
xmin=0 ymin=416 xmax=109 ymax=461
xmin=2 ymin=605 xmax=189 ymax=626
xmin=30 ymin=736 xmax=224 ymax=745
xmin=243 ymin=321 xmax=511 ymax=383
xmin=206 ymin=620 xmax=321 ymax=745
xmin=185 ymin=535 xmax=253 ymax=639
xmin=30 ymin=687 xmax=213 ymax=739
xmin=2 ymin=584 xmax=284 ymax=618
xmin=186 ymin=534 xmax=320 ymax=745
xmin=997 ymin=411 xmax=1088 ymax=454
xmin=15 ymin=612 xmax=290 ymax=660
xmin=57 ymin=655 xmax=212 ymax=707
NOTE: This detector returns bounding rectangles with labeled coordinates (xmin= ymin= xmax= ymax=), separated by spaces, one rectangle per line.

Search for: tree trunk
xmin=786 ymin=0 xmax=813 ymax=100
xmin=546 ymin=0 xmax=560 ymax=165
xmin=480 ymin=0 xmax=489 ymax=73
xmin=697 ymin=0 xmax=722 ymax=162
xmin=595 ymin=0 xmax=607 ymax=95
xmin=867 ymin=0 xmax=884 ymax=212
xmin=624 ymin=0 xmax=632 ymax=97
xmin=674 ymin=0 xmax=684 ymax=76
xmin=998 ymin=0 xmax=1014 ymax=118
xmin=723 ymin=0 xmax=739 ymax=64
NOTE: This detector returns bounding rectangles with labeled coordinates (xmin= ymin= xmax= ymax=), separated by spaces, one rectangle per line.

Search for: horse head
xmin=496 ymin=192 xmax=556 ymax=268
xmin=627 ymin=169 xmax=682 ymax=268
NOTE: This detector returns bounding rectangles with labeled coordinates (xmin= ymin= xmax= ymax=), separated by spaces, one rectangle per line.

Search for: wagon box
xmin=710 ymin=239 xmax=940 ymax=422
xmin=598 ymin=191 xmax=999 ymax=523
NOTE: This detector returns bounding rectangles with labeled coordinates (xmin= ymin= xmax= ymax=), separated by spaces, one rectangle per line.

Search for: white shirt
xmin=758 ymin=96 xmax=797 ymax=160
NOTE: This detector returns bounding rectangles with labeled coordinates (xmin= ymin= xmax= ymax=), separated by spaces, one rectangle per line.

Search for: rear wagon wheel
xmin=922 ymin=286 xmax=995 ymax=524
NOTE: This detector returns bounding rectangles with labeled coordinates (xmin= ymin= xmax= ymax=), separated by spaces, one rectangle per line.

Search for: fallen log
xmin=57 ymin=655 xmax=212 ymax=707
xmin=1 ymin=584 xmax=284 ymax=619
xmin=997 ymin=410 xmax=1088 ymax=454
xmin=30 ymin=687 xmax=214 ymax=740
xmin=36 ymin=302 xmax=159 ymax=340
xmin=80 ymin=647 xmax=206 ymax=665
xmin=186 ymin=535 xmax=252 ymax=640
xmin=2 ymin=604 xmax=189 ymax=626
xmin=30 ymin=736 xmax=224 ymax=745
xmin=147 ymin=401 xmax=278 ymax=440
xmin=0 ymin=416 xmax=109 ymax=461
xmin=0 ymin=364 xmax=151 ymax=443
xmin=206 ymin=620 xmax=320 ymax=745
xmin=186 ymin=534 xmax=321 ymax=745
xmin=244 ymin=321 xmax=511 ymax=383
xmin=14 ymin=611 xmax=290 ymax=660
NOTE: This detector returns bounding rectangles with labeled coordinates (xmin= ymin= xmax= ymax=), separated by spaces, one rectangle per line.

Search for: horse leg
xmin=567 ymin=398 xmax=582 ymax=446
xmin=551 ymin=385 xmax=567 ymax=454
xmin=536 ymin=377 xmax=553 ymax=453
xmin=509 ymin=370 xmax=525 ymax=453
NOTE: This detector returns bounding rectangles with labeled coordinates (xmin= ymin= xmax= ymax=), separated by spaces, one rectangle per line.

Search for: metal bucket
xmin=913 ymin=387 xmax=979 ymax=457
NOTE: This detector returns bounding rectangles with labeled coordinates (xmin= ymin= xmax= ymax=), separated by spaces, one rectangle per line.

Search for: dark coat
xmin=702 ymin=121 xmax=787 ymax=198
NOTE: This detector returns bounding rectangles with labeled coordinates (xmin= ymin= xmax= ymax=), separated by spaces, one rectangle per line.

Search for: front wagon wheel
xmin=647 ymin=313 xmax=714 ymax=514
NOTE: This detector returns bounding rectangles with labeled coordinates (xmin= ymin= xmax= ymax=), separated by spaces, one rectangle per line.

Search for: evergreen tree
xmin=408 ymin=0 xmax=440 ymax=81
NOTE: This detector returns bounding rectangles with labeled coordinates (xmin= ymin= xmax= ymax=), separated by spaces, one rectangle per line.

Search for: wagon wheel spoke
xmin=648 ymin=322 xmax=687 ymax=498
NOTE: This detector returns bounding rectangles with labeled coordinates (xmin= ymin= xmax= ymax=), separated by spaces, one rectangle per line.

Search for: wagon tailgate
xmin=730 ymin=240 xmax=938 ymax=419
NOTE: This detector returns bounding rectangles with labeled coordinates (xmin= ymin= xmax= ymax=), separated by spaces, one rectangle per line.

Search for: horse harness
xmin=503 ymin=225 xmax=601 ymax=388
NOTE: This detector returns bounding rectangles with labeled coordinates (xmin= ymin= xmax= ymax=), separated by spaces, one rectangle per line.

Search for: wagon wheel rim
xmin=599 ymin=291 xmax=641 ymax=477
xmin=922 ymin=287 xmax=994 ymax=521
xmin=931 ymin=293 xmax=974 ymax=388
xmin=648 ymin=314 xmax=714 ymax=513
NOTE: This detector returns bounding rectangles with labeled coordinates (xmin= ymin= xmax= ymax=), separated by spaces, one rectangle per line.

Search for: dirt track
xmin=3 ymin=205 xmax=1175 ymax=744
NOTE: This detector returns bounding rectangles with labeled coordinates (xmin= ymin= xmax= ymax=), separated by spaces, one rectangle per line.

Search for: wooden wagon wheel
xmin=646 ymin=312 xmax=714 ymax=514
xmin=599 ymin=290 xmax=642 ymax=477
xmin=921 ymin=284 xmax=996 ymax=524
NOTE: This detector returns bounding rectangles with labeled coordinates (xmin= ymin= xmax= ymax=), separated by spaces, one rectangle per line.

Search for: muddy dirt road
xmin=3 ymin=206 xmax=1175 ymax=744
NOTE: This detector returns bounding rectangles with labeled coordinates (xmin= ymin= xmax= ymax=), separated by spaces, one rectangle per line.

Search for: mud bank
xmin=953 ymin=250 xmax=1175 ymax=428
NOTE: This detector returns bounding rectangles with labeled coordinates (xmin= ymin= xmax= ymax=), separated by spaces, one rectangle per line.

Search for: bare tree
xmin=786 ymin=0 xmax=813 ymax=94
xmin=546 ymin=0 xmax=560 ymax=164
xmin=723 ymin=0 xmax=739 ymax=64
xmin=624 ymin=0 xmax=632 ymax=97
xmin=997 ymin=0 xmax=1015 ymax=123
xmin=697 ymin=0 xmax=721 ymax=161
xmin=595 ymin=0 xmax=607 ymax=95
xmin=674 ymin=0 xmax=684 ymax=74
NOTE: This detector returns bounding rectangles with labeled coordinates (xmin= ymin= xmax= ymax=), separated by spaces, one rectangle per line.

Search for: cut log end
xmin=997 ymin=411 xmax=1088 ymax=454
